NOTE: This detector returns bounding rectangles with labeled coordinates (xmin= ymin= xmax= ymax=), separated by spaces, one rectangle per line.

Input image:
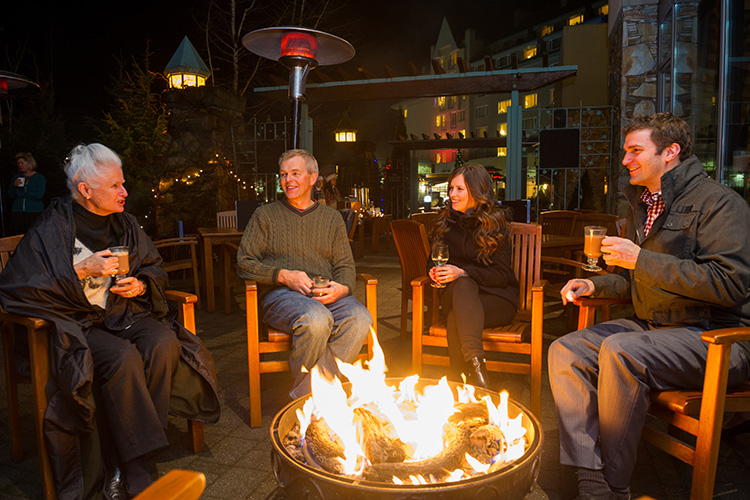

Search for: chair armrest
xmin=164 ymin=290 xmax=197 ymax=334
xmin=410 ymin=276 xmax=432 ymax=288
xmin=575 ymin=296 xmax=633 ymax=330
xmin=356 ymin=274 xmax=378 ymax=358
xmin=702 ymin=327 xmax=750 ymax=345
xmin=0 ymin=311 xmax=49 ymax=330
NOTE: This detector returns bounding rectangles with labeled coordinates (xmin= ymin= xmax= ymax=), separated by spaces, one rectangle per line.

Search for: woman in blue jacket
xmin=8 ymin=152 xmax=46 ymax=234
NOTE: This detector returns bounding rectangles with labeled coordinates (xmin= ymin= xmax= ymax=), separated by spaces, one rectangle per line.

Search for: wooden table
xmin=198 ymin=227 xmax=242 ymax=313
xmin=356 ymin=215 xmax=392 ymax=256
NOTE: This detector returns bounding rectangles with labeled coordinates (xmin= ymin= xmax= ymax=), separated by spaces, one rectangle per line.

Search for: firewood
xmin=363 ymin=423 xmax=471 ymax=482
xmin=354 ymin=407 xmax=408 ymax=464
xmin=303 ymin=416 xmax=346 ymax=474
xmin=469 ymin=424 xmax=507 ymax=464
xmin=449 ymin=402 xmax=489 ymax=426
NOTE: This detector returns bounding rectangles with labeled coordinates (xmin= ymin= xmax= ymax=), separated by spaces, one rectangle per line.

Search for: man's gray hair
xmin=64 ymin=143 xmax=122 ymax=201
xmin=278 ymin=149 xmax=319 ymax=174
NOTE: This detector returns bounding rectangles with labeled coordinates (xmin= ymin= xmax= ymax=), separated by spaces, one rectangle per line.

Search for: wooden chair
xmin=411 ymin=222 xmax=546 ymax=417
xmin=539 ymin=210 xmax=579 ymax=236
xmin=245 ymin=274 xmax=378 ymax=428
xmin=410 ymin=211 xmax=439 ymax=238
xmin=133 ymin=469 xmax=205 ymax=500
xmin=391 ymin=219 xmax=433 ymax=340
xmin=216 ymin=210 xmax=237 ymax=229
xmin=576 ymin=297 xmax=750 ymax=500
xmin=154 ymin=237 xmax=201 ymax=307
xmin=0 ymin=234 xmax=205 ymax=500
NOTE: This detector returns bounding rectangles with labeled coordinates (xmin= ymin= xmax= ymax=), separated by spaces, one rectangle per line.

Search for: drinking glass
xmin=108 ymin=246 xmax=130 ymax=280
xmin=312 ymin=276 xmax=329 ymax=297
xmin=582 ymin=226 xmax=607 ymax=272
xmin=431 ymin=243 xmax=450 ymax=288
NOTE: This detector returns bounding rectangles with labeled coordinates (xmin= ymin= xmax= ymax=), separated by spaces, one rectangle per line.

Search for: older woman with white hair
xmin=0 ymin=143 xmax=220 ymax=500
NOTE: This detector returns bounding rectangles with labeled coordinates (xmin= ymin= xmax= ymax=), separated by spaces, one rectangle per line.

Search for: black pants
xmin=86 ymin=316 xmax=180 ymax=463
xmin=439 ymin=277 xmax=516 ymax=378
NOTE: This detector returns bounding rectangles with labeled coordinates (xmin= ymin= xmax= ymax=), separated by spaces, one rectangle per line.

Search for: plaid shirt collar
xmin=641 ymin=188 xmax=664 ymax=236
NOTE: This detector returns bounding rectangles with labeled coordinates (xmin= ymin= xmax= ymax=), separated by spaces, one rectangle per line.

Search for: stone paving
xmin=2 ymin=235 xmax=750 ymax=499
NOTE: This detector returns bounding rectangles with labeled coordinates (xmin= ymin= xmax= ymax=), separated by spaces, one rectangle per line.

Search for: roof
xmin=164 ymin=36 xmax=211 ymax=77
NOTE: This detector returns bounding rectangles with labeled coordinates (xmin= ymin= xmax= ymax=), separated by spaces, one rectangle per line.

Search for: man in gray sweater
xmin=237 ymin=149 xmax=372 ymax=399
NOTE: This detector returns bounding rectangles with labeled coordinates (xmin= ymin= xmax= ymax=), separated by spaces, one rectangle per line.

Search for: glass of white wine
xmin=431 ymin=243 xmax=449 ymax=288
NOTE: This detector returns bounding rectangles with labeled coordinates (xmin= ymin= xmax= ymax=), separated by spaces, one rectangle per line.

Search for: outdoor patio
xmin=2 ymin=240 xmax=750 ymax=499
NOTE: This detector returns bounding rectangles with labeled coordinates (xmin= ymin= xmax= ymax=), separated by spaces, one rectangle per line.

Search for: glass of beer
xmin=108 ymin=246 xmax=130 ymax=280
xmin=582 ymin=226 xmax=607 ymax=272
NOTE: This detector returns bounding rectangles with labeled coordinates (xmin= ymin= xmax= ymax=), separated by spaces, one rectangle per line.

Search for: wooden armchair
xmin=216 ymin=210 xmax=237 ymax=229
xmin=1 ymin=282 xmax=204 ymax=500
xmin=411 ymin=222 xmax=546 ymax=417
xmin=391 ymin=219 xmax=433 ymax=340
xmin=154 ymin=237 xmax=201 ymax=307
xmin=410 ymin=211 xmax=439 ymax=238
xmin=539 ymin=210 xmax=579 ymax=236
xmin=133 ymin=469 xmax=205 ymax=500
xmin=571 ymin=212 xmax=621 ymax=238
xmin=576 ymin=297 xmax=750 ymax=500
xmin=245 ymin=274 xmax=378 ymax=427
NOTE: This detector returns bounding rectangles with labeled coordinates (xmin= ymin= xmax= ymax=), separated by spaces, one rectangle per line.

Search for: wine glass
xmin=431 ymin=243 xmax=449 ymax=288
xmin=582 ymin=226 xmax=607 ymax=272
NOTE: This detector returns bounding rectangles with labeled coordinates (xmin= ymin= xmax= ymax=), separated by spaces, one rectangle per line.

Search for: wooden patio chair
xmin=133 ymin=469 xmax=205 ymax=500
xmin=410 ymin=211 xmax=439 ymax=238
xmin=244 ymin=274 xmax=378 ymax=428
xmin=575 ymin=296 xmax=750 ymax=500
xmin=391 ymin=219 xmax=434 ymax=340
xmin=411 ymin=222 xmax=546 ymax=417
xmin=0 ymin=234 xmax=205 ymax=500
xmin=216 ymin=210 xmax=237 ymax=229
xmin=539 ymin=210 xmax=579 ymax=236
xmin=154 ymin=236 xmax=201 ymax=307
xmin=571 ymin=212 xmax=621 ymax=238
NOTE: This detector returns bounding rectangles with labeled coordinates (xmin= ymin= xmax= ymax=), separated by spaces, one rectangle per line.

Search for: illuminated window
xmin=450 ymin=51 xmax=458 ymax=66
xmin=497 ymin=123 xmax=507 ymax=136
xmin=498 ymin=99 xmax=511 ymax=114
xmin=168 ymin=73 xmax=206 ymax=89
xmin=524 ymin=46 xmax=537 ymax=59
xmin=436 ymin=153 xmax=442 ymax=163
xmin=569 ymin=14 xmax=584 ymax=26
xmin=524 ymin=93 xmax=538 ymax=109
xmin=335 ymin=130 xmax=357 ymax=142
xmin=437 ymin=96 xmax=446 ymax=110
xmin=459 ymin=129 xmax=466 ymax=138
xmin=476 ymin=126 xmax=488 ymax=138
xmin=497 ymin=147 xmax=507 ymax=157
xmin=598 ymin=5 xmax=609 ymax=16
xmin=541 ymin=25 xmax=554 ymax=36
xmin=475 ymin=105 xmax=488 ymax=119
xmin=403 ymin=108 xmax=408 ymax=118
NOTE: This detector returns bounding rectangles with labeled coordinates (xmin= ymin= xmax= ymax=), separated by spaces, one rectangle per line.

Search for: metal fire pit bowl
xmin=270 ymin=378 xmax=542 ymax=500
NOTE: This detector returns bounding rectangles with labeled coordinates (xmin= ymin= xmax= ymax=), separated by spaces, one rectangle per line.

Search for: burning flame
xmin=295 ymin=329 xmax=527 ymax=482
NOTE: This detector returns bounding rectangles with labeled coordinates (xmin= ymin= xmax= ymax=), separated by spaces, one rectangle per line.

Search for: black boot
xmin=467 ymin=357 xmax=490 ymax=389
xmin=103 ymin=466 xmax=128 ymax=500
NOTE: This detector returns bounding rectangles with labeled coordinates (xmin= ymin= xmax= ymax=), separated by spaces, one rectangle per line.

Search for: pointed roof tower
xmin=165 ymin=36 xmax=211 ymax=89
xmin=432 ymin=17 xmax=457 ymax=59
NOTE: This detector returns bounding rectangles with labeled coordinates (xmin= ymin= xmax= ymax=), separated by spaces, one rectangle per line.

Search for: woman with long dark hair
xmin=429 ymin=164 xmax=519 ymax=388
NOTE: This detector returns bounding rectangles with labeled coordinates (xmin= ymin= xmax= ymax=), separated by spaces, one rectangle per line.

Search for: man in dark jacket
xmin=549 ymin=113 xmax=750 ymax=500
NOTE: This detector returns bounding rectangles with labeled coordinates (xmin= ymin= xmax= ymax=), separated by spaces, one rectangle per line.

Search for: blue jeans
xmin=548 ymin=317 xmax=750 ymax=489
xmin=262 ymin=288 xmax=372 ymax=399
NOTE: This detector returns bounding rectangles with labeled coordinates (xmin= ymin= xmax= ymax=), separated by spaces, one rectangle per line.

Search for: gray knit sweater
xmin=237 ymin=199 xmax=355 ymax=296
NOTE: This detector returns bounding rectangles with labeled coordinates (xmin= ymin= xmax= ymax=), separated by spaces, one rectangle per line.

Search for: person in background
xmin=237 ymin=149 xmax=372 ymax=399
xmin=0 ymin=143 xmax=220 ymax=499
xmin=429 ymin=163 xmax=519 ymax=389
xmin=324 ymin=173 xmax=341 ymax=208
xmin=7 ymin=152 xmax=46 ymax=234
xmin=313 ymin=176 xmax=325 ymax=205
xmin=549 ymin=113 xmax=750 ymax=500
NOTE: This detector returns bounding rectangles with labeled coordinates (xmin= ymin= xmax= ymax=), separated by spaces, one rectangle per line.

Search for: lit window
xmin=541 ymin=25 xmax=554 ymax=36
xmin=450 ymin=52 xmax=457 ymax=66
xmin=335 ymin=130 xmax=357 ymax=142
xmin=524 ymin=46 xmax=537 ymax=59
xmin=524 ymin=93 xmax=538 ymax=109
xmin=436 ymin=153 xmax=442 ymax=163
xmin=435 ymin=115 xmax=442 ymax=127
xmin=459 ymin=129 xmax=466 ymax=138
xmin=498 ymin=123 xmax=507 ymax=136
xmin=476 ymin=126 xmax=487 ymax=138
xmin=437 ymin=96 xmax=446 ymax=110
xmin=497 ymin=147 xmax=507 ymax=157
xmin=569 ymin=14 xmax=584 ymax=26
xmin=498 ymin=99 xmax=511 ymax=114
xmin=598 ymin=5 xmax=609 ymax=16
xmin=403 ymin=108 xmax=408 ymax=118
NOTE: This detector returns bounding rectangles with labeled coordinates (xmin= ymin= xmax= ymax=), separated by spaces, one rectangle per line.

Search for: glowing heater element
xmin=280 ymin=32 xmax=319 ymax=61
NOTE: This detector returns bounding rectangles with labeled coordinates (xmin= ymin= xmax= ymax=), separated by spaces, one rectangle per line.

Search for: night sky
xmin=2 ymin=0 xmax=573 ymax=157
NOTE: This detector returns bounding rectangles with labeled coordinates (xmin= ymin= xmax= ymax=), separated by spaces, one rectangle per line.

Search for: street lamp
xmin=242 ymin=26 xmax=355 ymax=149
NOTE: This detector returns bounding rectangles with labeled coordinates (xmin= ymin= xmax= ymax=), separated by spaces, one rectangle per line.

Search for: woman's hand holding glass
xmin=110 ymin=277 xmax=146 ymax=298
xmin=74 ymin=250 xmax=120 ymax=279
xmin=430 ymin=243 xmax=449 ymax=288
xmin=429 ymin=264 xmax=465 ymax=287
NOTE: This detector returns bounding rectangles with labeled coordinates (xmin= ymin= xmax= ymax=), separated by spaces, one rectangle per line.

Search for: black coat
xmin=0 ymin=195 xmax=220 ymax=499
xmin=431 ymin=208 xmax=520 ymax=307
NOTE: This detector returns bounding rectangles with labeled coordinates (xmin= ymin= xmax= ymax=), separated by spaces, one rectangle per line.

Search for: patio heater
xmin=242 ymin=27 xmax=355 ymax=149
xmin=0 ymin=70 xmax=39 ymax=237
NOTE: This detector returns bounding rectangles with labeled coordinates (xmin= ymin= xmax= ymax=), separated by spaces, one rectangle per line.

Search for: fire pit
xmin=270 ymin=378 xmax=542 ymax=500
